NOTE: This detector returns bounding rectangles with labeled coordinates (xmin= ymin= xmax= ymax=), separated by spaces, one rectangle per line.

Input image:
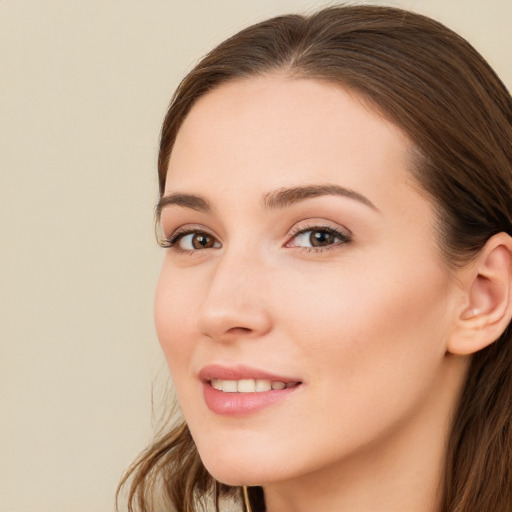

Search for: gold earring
xmin=242 ymin=486 xmax=253 ymax=512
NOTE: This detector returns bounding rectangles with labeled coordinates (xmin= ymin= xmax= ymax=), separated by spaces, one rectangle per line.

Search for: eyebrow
xmin=156 ymin=183 xmax=377 ymax=217
xmin=262 ymin=184 xmax=378 ymax=210
xmin=156 ymin=192 xmax=211 ymax=217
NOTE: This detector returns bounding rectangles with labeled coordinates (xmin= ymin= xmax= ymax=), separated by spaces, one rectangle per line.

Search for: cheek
xmin=278 ymin=257 xmax=452 ymax=401
xmin=154 ymin=265 xmax=199 ymax=382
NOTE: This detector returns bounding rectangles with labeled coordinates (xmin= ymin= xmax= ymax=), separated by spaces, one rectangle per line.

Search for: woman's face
xmin=155 ymin=76 xmax=464 ymax=488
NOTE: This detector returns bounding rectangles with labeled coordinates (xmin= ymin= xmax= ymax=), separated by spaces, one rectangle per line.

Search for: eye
xmin=161 ymin=230 xmax=222 ymax=251
xmin=179 ymin=232 xmax=221 ymax=250
xmin=287 ymin=226 xmax=350 ymax=250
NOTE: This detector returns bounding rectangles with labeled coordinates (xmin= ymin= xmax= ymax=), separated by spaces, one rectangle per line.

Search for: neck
xmin=262 ymin=355 xmax=468 ymax=512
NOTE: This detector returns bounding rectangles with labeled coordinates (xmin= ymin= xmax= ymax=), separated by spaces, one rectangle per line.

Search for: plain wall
xmin=0 ymin=1 xmax=510 ymax=511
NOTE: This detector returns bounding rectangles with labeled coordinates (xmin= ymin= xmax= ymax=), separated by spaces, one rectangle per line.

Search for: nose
xmin=196 ymin=250 xmax=272 ymax=342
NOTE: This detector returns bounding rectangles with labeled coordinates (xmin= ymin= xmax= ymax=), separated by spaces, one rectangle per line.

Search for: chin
xmin=196 ymin=442 xmax=292 ymax=487
xmin=206 ymin=468 xmax=260 ymax=487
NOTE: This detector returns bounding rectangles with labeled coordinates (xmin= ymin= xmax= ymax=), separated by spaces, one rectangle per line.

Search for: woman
xmin=118 ymin=5 xmax=512 ymax=512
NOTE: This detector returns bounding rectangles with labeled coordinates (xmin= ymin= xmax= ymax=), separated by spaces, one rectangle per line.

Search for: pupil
xmin=193 ymin=234 xmax=212 ymax=249
xmin=310 ymin=230 xmax=333 ymax=247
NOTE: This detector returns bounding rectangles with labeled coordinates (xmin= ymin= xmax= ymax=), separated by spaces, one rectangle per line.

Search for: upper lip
xmin=198 ymin=364 xmax=302 ymax=383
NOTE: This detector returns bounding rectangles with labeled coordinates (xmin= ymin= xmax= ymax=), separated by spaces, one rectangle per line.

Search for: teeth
xmin=210 ymin=378 xmax=296 ymax=393
xmin=211 ymin=379 xmax=223 ymax=391
xmin=237 ymin=379 xmax=256 ymax=392
xmin=221 ymin=380 xmax=238 ymax=393
xmin=255 ymin=379 xmax=271 ymax=392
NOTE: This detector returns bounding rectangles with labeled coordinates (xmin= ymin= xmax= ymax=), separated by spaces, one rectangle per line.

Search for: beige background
xmin=0 ymin=1 xmax=510 ymax=511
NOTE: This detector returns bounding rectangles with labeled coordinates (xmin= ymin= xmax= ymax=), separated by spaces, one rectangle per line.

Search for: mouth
xmin=210 ymin=378 xmax=300 ymax=393
xmin=199 ymin=364 xmax=303 ymax=416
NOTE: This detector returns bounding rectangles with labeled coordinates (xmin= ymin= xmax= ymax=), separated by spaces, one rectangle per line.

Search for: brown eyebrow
xmin=156 ymin=193 xmax=211 ymax=217
xmin=156 ymin=184 xmax=377 ymax=218
xmin=262 ymin=184 xmax=378 ymax=210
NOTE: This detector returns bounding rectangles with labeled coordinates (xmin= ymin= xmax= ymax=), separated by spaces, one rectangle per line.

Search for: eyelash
xmin=286 ymin=225 xmax=351 ymax=252
xmin=160 ymin=225 xmax=351 ymax=254
xmin=159 ymin=227 xmax=218 ymax=253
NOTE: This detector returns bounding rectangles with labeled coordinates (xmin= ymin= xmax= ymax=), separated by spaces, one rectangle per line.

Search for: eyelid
xmin=287 ymin=219 xmax=351 ymax=238
xmin=285 ymin=222 xmax=352 ymax=250
xmin=158 ymin=224 xmax=221 ymax=250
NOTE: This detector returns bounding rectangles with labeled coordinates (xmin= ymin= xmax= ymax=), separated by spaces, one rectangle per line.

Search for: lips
xmin=199 ymin=364 xmax=302 ymax=416
xmin=199 ymin=363 xmax=301 ymax=383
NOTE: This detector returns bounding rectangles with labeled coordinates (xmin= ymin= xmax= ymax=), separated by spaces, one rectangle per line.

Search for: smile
xmin=210 ymin=378 xmax=299 ymax=393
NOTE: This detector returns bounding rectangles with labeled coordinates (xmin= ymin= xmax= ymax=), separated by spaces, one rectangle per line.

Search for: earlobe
xmin=448 ymin=232 xmax=512 ymax=356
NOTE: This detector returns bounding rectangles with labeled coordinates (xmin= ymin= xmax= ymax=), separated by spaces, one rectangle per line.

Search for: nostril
xmin=226 ymin=326 xmax=253 ymax=335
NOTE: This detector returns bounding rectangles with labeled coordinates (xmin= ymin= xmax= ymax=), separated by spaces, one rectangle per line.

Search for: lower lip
xmin=202 ymin=382 xmax=299 ymax=416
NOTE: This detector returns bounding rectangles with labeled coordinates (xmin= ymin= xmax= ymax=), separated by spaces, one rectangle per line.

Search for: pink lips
xmin=199 ymin=364 xmax=302 ymax=416
xmin=198 ymin=364 xmax=300 ymax=383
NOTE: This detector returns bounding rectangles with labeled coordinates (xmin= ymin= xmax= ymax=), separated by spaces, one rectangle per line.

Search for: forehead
xmin=166 ymin=75 xmax=415 ymax=202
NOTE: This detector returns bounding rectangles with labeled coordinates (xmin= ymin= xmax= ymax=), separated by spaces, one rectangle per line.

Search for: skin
xmin=155 ymin=76 xmax=471 ymax=512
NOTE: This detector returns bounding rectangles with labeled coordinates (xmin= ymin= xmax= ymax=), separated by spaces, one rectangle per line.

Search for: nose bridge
xmin=196 ymin=243 xmax=272 ymax=340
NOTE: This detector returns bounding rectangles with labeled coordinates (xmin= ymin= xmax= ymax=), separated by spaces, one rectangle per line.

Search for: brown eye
xmin=191 ymin=233 xmax=215 ymax=249
xmin=174 ymin=232 xmax=221 ymax=251
xmin=288 ymin=226 xmax=350 ymax=250
xmin=309 ymin=230 xmax=338 ymax=247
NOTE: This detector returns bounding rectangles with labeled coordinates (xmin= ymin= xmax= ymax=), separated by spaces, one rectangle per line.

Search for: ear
xmin=448 ymin=232 xmax=512 ymax=356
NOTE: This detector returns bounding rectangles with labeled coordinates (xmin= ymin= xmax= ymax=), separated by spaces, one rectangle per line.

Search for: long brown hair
xmin=117 ymin=5 xmax=512 ymax=512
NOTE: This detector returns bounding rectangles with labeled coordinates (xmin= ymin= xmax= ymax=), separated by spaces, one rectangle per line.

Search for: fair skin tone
xmin=154 ymin=76 xmax=510 ymax=512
